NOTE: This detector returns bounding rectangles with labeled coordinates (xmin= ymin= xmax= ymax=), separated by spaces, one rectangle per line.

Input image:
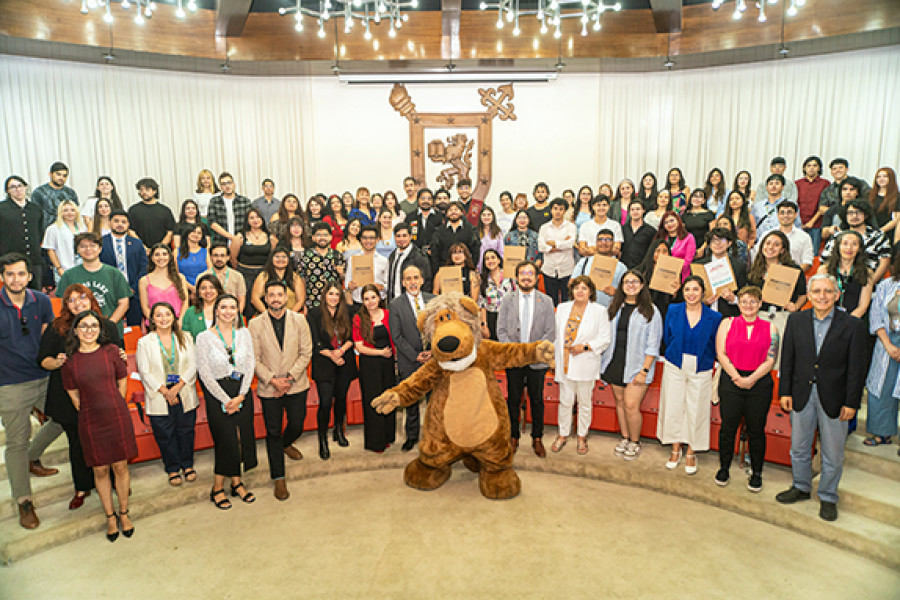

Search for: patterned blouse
xmin=478 ymin=275 xmax=516 ymax=313
xmin=503 ymin=229 xmax=540 ymax=262
xmin=297 ymin=248 xmax=345 ymax=311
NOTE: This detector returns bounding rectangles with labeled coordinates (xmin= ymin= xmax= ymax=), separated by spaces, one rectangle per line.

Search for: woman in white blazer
xmin=551 ymin=275 xmax=612 ymax=455
xmin=600 ymin=270 xmax=663 ymax=461
xmin=136 ymin=301 xmax=200 ymax=486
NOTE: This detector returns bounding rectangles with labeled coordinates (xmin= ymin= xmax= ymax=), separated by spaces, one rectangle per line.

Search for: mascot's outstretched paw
xmin=536 ymin=340 xmax=555 ymax=369
xmin=461 ymin=455 xmax=480 ymax=473
xmin=479 ymin=468 xmax=521 ymax=500
xmin=372 ymin=391 xmax=400 ymax=415
xmin=404 ymin=459 xmax=452 ymax=491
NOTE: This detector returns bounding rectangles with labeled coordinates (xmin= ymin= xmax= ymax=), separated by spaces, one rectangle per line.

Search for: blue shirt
xmin=809 ymin=308 xmax=835 ymax=407
xmin=0 ymin=287 xmax=54 ymax=386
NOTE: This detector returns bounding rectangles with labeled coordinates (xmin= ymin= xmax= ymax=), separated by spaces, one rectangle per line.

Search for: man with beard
xmin=127 ymin=178 xmax=176 ymax=251
xmin=249 ymin=280 xmax=313 ymax=501
xmin=404 ymin=187 xmax=444 ymax=256
xmin=197 ymin=243 xmax=247 ymax=314
xmin=298 ymin=222 xmax=345 ymax=311
xmin=527 ymin=182 xmax=552 ymax=231
xmin=31 ymin=163 xmax=79 ymax=289
xmin=344 ymin=226 xmax=388 ymax=314
xmin=387 ymin=222 xmax=432 ymax=299
xmin=400 ymin=176 xmax=419 ymax=215
xmin=430 ymin=201 xmax=480 ymax=272
xmin=100 ymin=210 xmax=148 ymax=326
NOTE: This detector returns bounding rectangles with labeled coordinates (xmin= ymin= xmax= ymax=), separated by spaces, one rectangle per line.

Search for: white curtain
xmin=1 ymin=46 xmax=898 ymax=213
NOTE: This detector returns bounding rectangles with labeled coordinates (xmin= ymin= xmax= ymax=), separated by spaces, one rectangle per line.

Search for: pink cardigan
xmin=670 ymin=235 xmax=696 ymax=281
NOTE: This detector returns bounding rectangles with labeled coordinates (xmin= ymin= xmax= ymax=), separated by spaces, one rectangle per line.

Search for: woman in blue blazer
xmin=657 ymin=275 xmax=722 ymax=475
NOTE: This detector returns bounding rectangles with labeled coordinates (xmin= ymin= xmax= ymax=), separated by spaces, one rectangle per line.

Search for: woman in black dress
xmin=352 ymin=284 xmax=396 ymax=452
xmin=62 ymin=310 xmax=135 ymax=541
xmin=38 ymin=284 xmax=123 ymax=510
xmin=308 ymin=282 xmax=359 ymax=459
xmin=433 ymin=242 xmax=481 ymax=304
xmin=229 ymin=207 xmax=274 ymax=319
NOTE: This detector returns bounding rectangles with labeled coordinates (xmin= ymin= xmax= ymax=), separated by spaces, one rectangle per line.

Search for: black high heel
xmin=230 ymin=482 xmax=255 ymax=503
xmin=333 ymin=427 xmax=349 ymax=448
xmin=119 ymin=509 xmax=135 ymax=538
xmin=106 ymin=512 xmax=119 ymax=542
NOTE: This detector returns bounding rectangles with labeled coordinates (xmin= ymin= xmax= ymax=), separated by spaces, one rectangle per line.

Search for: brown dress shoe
xmin=19 ymin=500 xmax=40 ymax=529
xmin=274 ymin=479 xmax=290 ymax=501
xmin=510 ymin=438 xmax=519 ymax=453
xmin=532 ymin=438 xmax=547 ymax=458
xmin=29 ymin=461 xmax=59 ymax=477
xmin=284 ymin=445 xmax=303 ymax=460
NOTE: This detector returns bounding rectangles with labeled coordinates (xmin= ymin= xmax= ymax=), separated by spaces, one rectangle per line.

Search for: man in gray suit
xmin=388 ymin=264 xmax=435 ymax=452
xmin=497 ymin=260 xmax=556 ymax=457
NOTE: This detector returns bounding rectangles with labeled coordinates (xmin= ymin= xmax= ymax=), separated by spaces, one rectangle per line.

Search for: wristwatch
xmin=641 ymin=368 xmax=650 ymax=373
xmin=583 ymin=344 xmax=590 ymax=352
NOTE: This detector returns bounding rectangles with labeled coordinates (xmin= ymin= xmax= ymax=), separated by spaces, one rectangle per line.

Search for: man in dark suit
xmin=387 ymin=223 xmax=432 ymax=300
xmin=775 ymin=273 xmax=866 ymax=522
xmin=497 ymin=260 xmax=556 ymax=457
xmin=100 ymin=210 xmax=148 ymax=326
xmin=694 ymin=227 xmax=748 ymax=318
xmin=404 ymin=187 xmax=444 ymax=257
xmin=388 ymin=264 xmax=435 ymax=451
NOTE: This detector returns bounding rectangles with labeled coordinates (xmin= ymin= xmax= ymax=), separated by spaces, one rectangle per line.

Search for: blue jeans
xmin=790 ymin=393 xmax=848 ymax=503
xmin=805 ymin=227 xmax=822 ymax=257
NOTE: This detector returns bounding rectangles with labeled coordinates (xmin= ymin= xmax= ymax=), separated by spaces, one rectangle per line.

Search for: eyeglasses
xmin=845 ymin=210 xmax=863 ymax=216
xmin=66 ymin=294 xmax=89 ymax=305
xmin=7 ymin=183 xmax=25 ymax=190
xmin=20 ymin=316 xmax=29 ymax=336
xmin=77 ymin=323 xmax=100 ymax=331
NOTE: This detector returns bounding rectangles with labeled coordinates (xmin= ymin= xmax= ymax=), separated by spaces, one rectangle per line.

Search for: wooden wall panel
xmin=1 ymin=0 xmax=897 ymax=63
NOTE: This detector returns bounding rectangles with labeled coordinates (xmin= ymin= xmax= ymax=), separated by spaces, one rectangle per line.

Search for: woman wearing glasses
xmin=62 ymin=310 xmax=135 ymax=541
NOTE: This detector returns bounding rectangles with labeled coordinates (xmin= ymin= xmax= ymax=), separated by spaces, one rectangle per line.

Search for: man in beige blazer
xmin=249 ymin=280 xmax=313 ymax=501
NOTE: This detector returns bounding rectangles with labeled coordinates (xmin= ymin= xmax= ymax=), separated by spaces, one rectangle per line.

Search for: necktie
xmin=413 ymin=294 xmax=422 ymax=314
xmin=115 ymin=238 xmax=127 ymax=275
xmin=521 ymin=294 xmax=531 ymax=343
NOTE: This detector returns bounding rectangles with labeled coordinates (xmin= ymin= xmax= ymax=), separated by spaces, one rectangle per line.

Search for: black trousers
xmin=399 ymin=368 xmax=428 ymax=442
xmin=506 ymin=366 xmax=547 ymax=439
xmin=359 ymin=354 xmax=396 ymax=451
xmin=543 ymin=274 xmax=569 ymax=307
xmin=259 ymin=390 xmax=308 ymax=479
xmin=485 ymin=310 xmax=499 ymax=341
xmin=149 ymin=399 xmax=197 ymax=474
xmin=316 ymin=368 xmax=355 ymax=434
xmin=61 ymin=421 xmax=94 ymax=493
xmin=202 ymin=378 xmax=258 ymax=477
xmin=718 ymin=370 xmax=773 ymax=475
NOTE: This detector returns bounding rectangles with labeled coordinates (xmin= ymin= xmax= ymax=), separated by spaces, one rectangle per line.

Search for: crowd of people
xmin=0 ymin=156 xmax=897 ymax=538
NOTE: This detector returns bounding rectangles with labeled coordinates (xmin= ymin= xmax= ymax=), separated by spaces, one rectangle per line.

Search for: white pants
xmin=657 ymin=360 xmax=712 ymax=451
xmin=558 ymin=379 xmax=595 ymax=438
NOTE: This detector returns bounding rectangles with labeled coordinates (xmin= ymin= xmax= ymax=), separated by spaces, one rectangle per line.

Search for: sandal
xmin=168 ymin=473 xmax=183 ymax=486
xmin=577 ymin=437 xmax=588 ymax=455
xmin=106 ymin=512 xmax=119 ymax=542
xmin=551 ymin=437 xmax=567 ymax=453
xmin=119 ymin=509 xmax=135 ymax=538
xmin=209 ymin=488 xmax=232 ymax=510
xmin=231 ymin=482 xmax=256 ymax=504
xmin=183 ymin=468 xmax=198 ymax=482
xmin=863 ymin=436 xmax=892 ymax=447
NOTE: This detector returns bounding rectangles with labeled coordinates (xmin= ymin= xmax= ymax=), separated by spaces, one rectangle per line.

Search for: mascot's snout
xmin=437 ymin=335 xmax=460 ymax=353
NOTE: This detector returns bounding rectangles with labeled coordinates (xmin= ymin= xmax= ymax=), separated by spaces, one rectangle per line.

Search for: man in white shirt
xmin=578 ymin=196 xmax=623 ymax=257
xmin=750 ymin=200 xmax=814 ymax=271
xmin=755 ymin=156 xmax=798 ymax=205
xmin=538 ymin=198 xmax=578 ymax=306
xmin=345 ymin=225 xmax=388 ymax=313
xmin=573 ymin=229 xmax=627 ymax=308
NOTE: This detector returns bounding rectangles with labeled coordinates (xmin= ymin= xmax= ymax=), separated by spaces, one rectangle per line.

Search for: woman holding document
xmin=653 ymin=211 xmax=695 ymax=282
xmin=433 ymin=243 xmax=481 ymax=303
xmin=747 ymin=231 xmax=807 ymax=313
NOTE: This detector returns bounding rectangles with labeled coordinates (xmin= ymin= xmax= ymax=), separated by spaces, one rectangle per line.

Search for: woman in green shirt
xmin=181 ymin=274 xmax=224 ymax=340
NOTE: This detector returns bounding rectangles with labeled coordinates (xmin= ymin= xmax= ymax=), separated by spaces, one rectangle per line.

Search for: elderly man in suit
xmin=776 ymin=273 xmax=866 ymax=521
xmin=497 ymin=260 xmax=556 ymax=457
xmin=249 ymin=280 xmax=313 ymax=501
xmin=389 ymin=264 xmax=435 ymax=452
xmin=100 ymin=210 xmax=148 ymax=326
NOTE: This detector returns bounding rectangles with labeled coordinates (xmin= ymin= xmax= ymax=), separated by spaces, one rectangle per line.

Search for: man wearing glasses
xmin=0 ymin=253 xmax=55 ymax=529
xmin=0 ymin=176 xmax=45 ymax=290
xmin=208 ymin=172 xmax=252 ymax=246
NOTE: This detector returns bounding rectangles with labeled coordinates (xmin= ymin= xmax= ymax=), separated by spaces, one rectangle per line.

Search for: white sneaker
xmin=623 ymin=441 xmax=641 ymax=461
xmin=614 ymin=437 xmax=629 ymax=456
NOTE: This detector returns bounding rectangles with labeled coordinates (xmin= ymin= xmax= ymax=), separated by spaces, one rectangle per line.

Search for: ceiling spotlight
xmin=779 ymin=46 xmax=790 ymax=57
xmin=513 ymin=26 xmax=520 ymax=36
xmin=278 ymin=7 xmax=286 ymax=14
xmin=664 ymin=57 xmax=675 ymax=69
xmin=187 ymin=0 xmax=196 ymax=11
xmin=553 ymin=28 xmax=561 ymax=39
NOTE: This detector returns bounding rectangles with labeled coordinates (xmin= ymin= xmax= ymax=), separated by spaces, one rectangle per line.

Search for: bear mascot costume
xmin=372 ymin=293 xmax=554 ymax=500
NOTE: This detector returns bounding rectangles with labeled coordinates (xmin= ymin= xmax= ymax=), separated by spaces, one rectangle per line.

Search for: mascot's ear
xmin=459 ymin=296 xmax=479 ymax=317
xmin=417 ymin=309 xmax=429 ymax=334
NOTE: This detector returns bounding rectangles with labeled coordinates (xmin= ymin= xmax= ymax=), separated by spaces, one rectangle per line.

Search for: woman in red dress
xmin=62 ymin=310 xmax=137 ymax=542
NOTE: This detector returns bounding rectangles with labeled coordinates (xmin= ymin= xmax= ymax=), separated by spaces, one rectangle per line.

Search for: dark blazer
xmin=694 ymin=254 xmax=748 ymax=318
xmin=404 ymin=210 xmax=444 ymax=252
xmin=387 ymin=245 xmax=433 ymax=298
xmin=779 ymin=308 xmax=866 ymax=418
xmin=307 ymin=305 xmax=359 ymax=383
xmin=430 ymin=220 xmax=480 ymax=272
xmin=100 ymin=233 xmax=148 ymax=290
xmin=389 ymin=292 xmax=435 ymax=376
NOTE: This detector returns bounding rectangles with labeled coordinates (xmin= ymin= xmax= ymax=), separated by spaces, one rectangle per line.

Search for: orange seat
xmin=50 ymin=296 xmax=63 ymax=316
xmin=123 ymin=326 xmax=141 ymax=353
